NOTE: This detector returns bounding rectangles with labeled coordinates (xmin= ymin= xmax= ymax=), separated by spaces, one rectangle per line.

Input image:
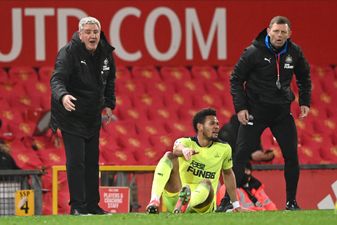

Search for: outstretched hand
xmin=182 ymin=148 xmax=199 ymax=161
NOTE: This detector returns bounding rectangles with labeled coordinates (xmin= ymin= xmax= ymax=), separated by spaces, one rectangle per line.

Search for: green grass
xmin=0 ymin=210 xmax=336 ymax=225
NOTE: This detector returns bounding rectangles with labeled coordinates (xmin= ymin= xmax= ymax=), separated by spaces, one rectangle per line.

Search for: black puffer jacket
xmin=50 ymin=31 xmax=116 ymax=138
xmin=230 ymin=29 xmax=311 ymax=113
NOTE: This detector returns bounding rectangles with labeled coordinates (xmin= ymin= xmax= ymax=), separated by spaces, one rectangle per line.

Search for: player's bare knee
xmin=201 ymin=179 xmax=212 ymax=187
xmin=201 ymin=179 xmax=214 ymax=196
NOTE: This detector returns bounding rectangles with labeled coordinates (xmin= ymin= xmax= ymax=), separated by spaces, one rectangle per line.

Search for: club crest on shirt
xmin=102 ymin=58 xmax=110 ymax=71
xmin=284 ymin=55 xmax=294 ymax=69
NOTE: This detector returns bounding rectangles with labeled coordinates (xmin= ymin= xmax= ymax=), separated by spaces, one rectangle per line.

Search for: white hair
xmin=78 ymin=16 xmax=101 ymax=32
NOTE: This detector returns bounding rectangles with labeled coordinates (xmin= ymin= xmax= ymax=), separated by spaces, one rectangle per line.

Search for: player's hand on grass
xmin=233 ymin=207 xmax=252 ymax=212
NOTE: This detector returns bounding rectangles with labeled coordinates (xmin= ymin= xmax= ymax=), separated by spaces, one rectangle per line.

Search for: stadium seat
xmin=132 ymin=144 xmax=163 ymax=165
xmin=37 ymin=147 xmax=66 ymax=168
xmin=116 ymin=79 xmax=147 ymax=95
xmin=216 ymin=108 xmax=234 ymax=124
xmin=114 ymin=105 xmax=149 ymax=121
xmin=160 ymin=66 xmax=192 ymax=82
xmin=8 ymin=140 xmax=44 ymax=169
xmin=8 ymin=93 xmax=42 ymax=110
xmin=191 ymin=66 xmax=218 ymax=81
xmin=135 ymin=120 xmax=168 ymax=137
xmin=100 ymin=146 xmax=138 ymax=165
xmin=319 ymin=142 xmax=337 ymax=163
xmin=164 ymin=120 xmax=194 ymax=137
xmin=38 ymin=66 xmax=54 ymax=83
xmin=176 ymin=107 xmax=198 ymax=121
xmin=0 ymin=82 xmax=26 ymax=102
xmin=297 ymin=130 xmax=325 ymax=164
xmin=304 ymin=105 xmax=328 ymax=121
xmin=297 ymin=145 xmax=323 ymax=164
xmin=174 ymin=79 xmax=207 ymax=95
xmin=131 ymin=93 xmax=165 ymax=109
xmin=102 ymin=120 xmax=138 ymax=137
xmin=149 ymin=133 xmax=182 ymax=152
xmin=204 ymin=80 xmax=227 ymax=95
xmin=99 ymin=128 xmax=121 ymax=149
xmin=132 ymin=65 xmax=161 ymax=82
xmin=217 ymin=66 xmax=233 ymax=81
xmin=40 ymin=168 xmax=67 ymax=191
xmin=115 ymin=95 xmax=133 ymax=110
xmin=17 ymin=121 xmax=36 ymax=139
xmin=145 ymin=81 xmax=176 ymax=96
xmin=115 ymin=65 xmax=132 ymax=81
xmin=0 ymin=98 xmax=10 ymax=110
xmin=192 ymin=93 xmax=224 ymax=109
xmin=163 ymin=92 xmax=194 ymax=110
xmin=311 ymin=65 xmax=335 ymax=81
xmin=26 ymin=80 xmax=51 ymax=100
xmin=8 ymin=66 xmax=39 ymax=85
xmin=147 ymin=107 xmax=179 ymax=122
xmin=1 ymin=108 xmax=25 ymax=128
xmin=313 ymin=118 xmax=335 ymax=135
xmin=294 ymin=117 xmax=315 ymax=137
xmin=117 ymin=135 xmax=144 ymax=149
xmin=0 ymin=68 xmax=9 ymax=83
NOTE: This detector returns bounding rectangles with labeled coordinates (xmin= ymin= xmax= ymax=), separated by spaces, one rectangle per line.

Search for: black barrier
xmin=0 ymin=170 xmax=43 ymax=216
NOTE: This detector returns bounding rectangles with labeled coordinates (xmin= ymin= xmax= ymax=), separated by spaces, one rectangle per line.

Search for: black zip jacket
xmin=50 ymin=31 xmax=116 ymax=138
xmin=230 ymin=29 xmax=311 ymax=113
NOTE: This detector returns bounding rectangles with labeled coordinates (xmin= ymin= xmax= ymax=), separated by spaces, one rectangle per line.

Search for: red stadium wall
xmin=1 ymin=0 xmax=337 ymax=67
xmin=255 ymin=169 xmax=337 ymax=209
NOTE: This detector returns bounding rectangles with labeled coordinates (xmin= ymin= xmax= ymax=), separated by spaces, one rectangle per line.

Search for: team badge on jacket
xmin=102 ymin=58 xmax=110 ymax=71
xmin=284 ymin=55 xmax=294 ymax=69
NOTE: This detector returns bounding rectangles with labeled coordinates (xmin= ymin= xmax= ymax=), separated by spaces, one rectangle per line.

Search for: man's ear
xmin=197 ymin=123 xmax=203 ymax=132
xmin=288 ymin=30 xmax=292 ymax=38
xmin=267 ymin=27 xmax=271 ymax=37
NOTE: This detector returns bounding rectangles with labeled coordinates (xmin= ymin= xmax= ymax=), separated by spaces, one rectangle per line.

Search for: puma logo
xmin=80 ymin=60 xmax=87 ymax=65
xmin=264 ymin=57 xmax=271 ymax=63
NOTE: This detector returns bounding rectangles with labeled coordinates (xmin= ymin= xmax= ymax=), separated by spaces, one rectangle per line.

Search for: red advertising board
xmin=0 ymin=0 xmax=337 ymax=67
xmin=254 ymin=169 xmax=337 ymax=209
xmin=99 ymin=186 xmax=130 ymax=213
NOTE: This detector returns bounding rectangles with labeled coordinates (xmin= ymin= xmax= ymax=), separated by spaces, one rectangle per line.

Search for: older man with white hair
xmin=51 ymin=16 xmax=116 ymax=215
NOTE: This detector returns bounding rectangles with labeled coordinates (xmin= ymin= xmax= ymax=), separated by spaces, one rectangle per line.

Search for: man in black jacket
xmin=228 ymin=16 xmax=311 ymax=210
xmin=218 ymin=115 xmax=274 ymax=163
xmin=50 ymin=16 xmax=116 ymax=215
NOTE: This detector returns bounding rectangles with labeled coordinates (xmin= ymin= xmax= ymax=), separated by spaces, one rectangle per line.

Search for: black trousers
xmin=233 ymin=103 xmax=299 ymax=202
xmin=62 ymin=131 xmax=100 ymax=209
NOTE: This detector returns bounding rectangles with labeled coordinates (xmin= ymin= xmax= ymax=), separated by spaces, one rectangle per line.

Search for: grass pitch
xmin=0 ymin=210 xmax=336 ymax=225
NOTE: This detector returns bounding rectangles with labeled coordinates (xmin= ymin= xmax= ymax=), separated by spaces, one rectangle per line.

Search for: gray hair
xmin=78 ymin=16 xmax=101 ymax=32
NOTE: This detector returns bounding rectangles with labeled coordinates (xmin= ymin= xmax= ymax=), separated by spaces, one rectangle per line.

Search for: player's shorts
xmin=162 ymin=189 xmax=215 ymax=213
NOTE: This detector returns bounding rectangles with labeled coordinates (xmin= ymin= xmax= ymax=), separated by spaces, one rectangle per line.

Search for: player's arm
xmin=222 ymin=168 xmax=244 ymax=212
xmin=173 ymin=139 xmax=198 ymax=161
